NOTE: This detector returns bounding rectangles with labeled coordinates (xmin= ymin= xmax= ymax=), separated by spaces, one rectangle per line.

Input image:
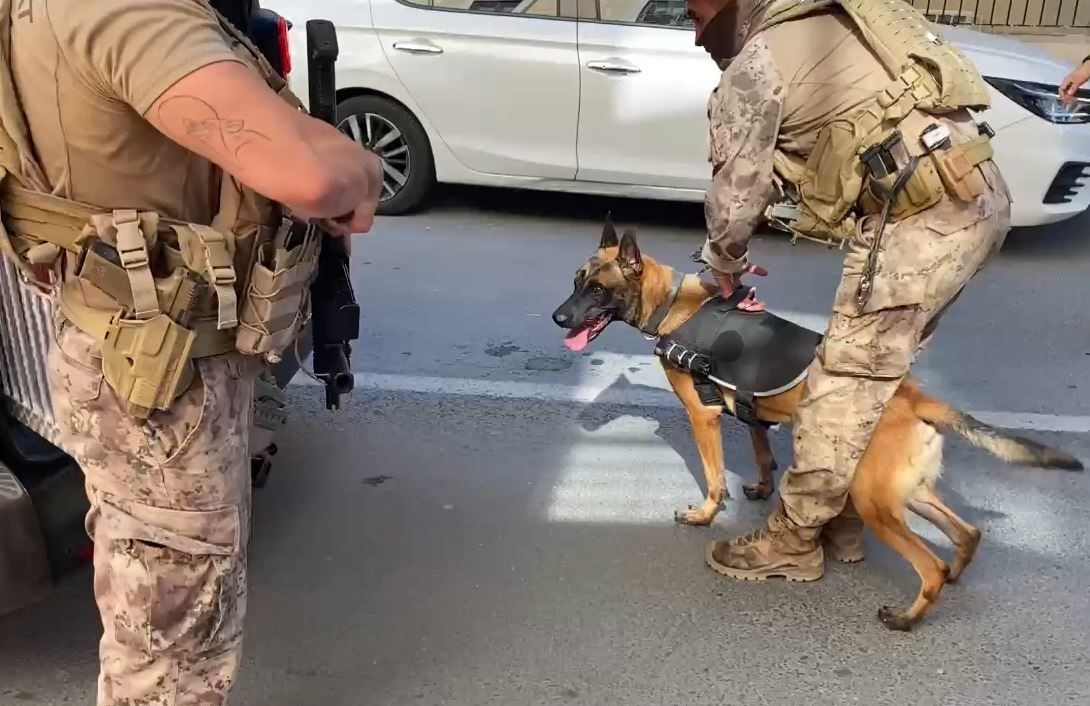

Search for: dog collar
xmin=639 ymin=270 xmax=686 ymax=339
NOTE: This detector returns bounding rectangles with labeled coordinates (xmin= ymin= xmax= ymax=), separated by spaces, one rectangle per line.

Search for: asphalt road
xmin=2 ymin=186 xmax=1089 ymax=706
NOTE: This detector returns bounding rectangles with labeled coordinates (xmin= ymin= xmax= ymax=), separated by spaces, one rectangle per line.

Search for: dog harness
xmin=643 ymin=274 xmax=822 ymax=428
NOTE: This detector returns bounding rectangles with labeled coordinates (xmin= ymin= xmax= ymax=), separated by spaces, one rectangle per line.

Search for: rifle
xmin=305 ymin=19 xmax=361 ymax=410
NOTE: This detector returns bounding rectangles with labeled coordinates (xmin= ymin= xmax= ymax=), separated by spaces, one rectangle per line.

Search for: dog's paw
xmin=945 ymin=564 xmax=963 ymax=584
xmin=877 ymin=606 xmax=914 ymax=632
xmin=674 ymin=505 xmax=715 ymax=527
xmin=742 ymin=483 xmax=773 ymax=501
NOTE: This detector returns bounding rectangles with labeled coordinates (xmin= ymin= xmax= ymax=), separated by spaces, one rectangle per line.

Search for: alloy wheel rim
xmin=338 ymin=111 xmax=411 ymax=202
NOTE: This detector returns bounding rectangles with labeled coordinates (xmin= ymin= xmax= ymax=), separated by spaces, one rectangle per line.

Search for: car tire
xmin=336 ymin=94 xmax=435 ymax=216
xmin=0 ymin=410 xmax=72 ymax=486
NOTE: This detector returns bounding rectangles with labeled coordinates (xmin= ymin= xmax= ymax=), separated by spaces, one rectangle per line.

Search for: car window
xmin=401 ymin=0 xmax=560 ymax=16
xmin=570 ymin=0 xmax=693 ymax=25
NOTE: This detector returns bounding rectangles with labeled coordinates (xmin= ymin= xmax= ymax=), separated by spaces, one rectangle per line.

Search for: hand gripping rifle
xmin=306 ymin=19 xmax=360 ymax=410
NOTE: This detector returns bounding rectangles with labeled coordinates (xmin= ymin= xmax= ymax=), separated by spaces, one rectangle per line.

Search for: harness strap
xmin=693 ymin=377 xmax=723 ymax=408
xmin=732 ymin=389 xmax=769 ymax=428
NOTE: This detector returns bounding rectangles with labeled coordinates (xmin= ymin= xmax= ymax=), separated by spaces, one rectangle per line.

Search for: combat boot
xmin=704 ymin=508 xmax=824 ymax=582
xmin=822 ymin=499 xmax=865 ymax=564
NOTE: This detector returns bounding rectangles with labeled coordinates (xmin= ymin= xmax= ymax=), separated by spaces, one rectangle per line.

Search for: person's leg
xmin=823 ymin=495 xmax=865 ymax=563
xmin=818 ymin=162 xmax=1013 ymax=561
xmin=48 ymin=313 xmax=256 ymax=706
xmin=707 ymin=170 xmax=1011 ymax=582
xmin=706 ymin=355 xmax=906 ymax=581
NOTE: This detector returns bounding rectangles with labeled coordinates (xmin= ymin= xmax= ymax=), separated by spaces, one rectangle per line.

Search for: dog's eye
xmin=591 ymin=283 xmax=605 ymax=295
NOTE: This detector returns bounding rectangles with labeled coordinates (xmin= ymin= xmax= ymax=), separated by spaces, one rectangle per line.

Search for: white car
xmin=269 ymin=0 xmax=1090 ymax=228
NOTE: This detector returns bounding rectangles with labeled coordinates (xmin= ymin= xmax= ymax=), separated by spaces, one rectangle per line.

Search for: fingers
xmin=736 ymin=286 xmax=766 ymax=312
xmin=1060 ymin=79 xmax=1076 ymax=104
xmin=325 ymin=202 xmax=376 ymax=236
xmin=745 ymin=264 xmax=768 ymax=277
xmin=363 ymin=150 xmax=384 ymax=200
xmin=320 ymin=219 xmax=353 ymax=238
xmin=348 ymin=207 xmax=375 ymax=234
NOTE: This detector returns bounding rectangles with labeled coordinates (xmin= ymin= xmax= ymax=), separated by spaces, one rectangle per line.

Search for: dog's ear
xmin=599 ymin=211 xmax=619 ymax=249
xmin=618 ymin=228 xmax=642 ymax=275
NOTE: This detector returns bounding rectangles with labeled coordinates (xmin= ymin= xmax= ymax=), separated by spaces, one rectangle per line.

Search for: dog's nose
xmin=552 ymin=310 xmax=570 ymax=326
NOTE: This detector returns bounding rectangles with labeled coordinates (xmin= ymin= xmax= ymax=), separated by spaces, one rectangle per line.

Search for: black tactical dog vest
xmin=648 ymin=282 xmax=822 ymax=427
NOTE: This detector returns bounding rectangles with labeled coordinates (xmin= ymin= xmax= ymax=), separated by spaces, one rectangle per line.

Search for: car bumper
xmin=991 ymin=116 xmax=1090 ymax=228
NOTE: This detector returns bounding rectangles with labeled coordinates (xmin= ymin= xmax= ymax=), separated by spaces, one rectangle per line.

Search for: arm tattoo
xmin=157 ymin=94 xmax=271 ymax=163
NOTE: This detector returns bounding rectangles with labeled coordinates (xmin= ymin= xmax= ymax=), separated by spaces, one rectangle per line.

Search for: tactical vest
xmin=0 ymin=0 xmax=320 ymax=419
xmin=645 ymin=277 xmax=821 ymax=427
xmin=751 ymin=0 xmax=997 ymax=245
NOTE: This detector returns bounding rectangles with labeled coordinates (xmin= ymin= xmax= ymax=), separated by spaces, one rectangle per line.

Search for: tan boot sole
xmin=704 ymin=541 xmax=824 ymax=583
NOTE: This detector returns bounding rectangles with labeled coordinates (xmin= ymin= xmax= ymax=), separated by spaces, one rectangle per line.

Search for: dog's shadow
xmin=574 ymin=374 xmax=779 ymax=506
xmin=573 ymin=372 xmax=1008 ymax=527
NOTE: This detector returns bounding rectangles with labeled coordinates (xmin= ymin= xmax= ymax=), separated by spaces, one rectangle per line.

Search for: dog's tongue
xmin=564 ymin=327 xmax=591 ymax=352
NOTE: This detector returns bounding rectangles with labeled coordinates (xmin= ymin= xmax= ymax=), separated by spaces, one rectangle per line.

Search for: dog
xmin=551 ymin=216 xmax=1083 ymax=630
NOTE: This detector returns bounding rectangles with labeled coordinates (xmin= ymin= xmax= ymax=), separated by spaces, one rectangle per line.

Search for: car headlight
xmin=984 ymin=76 xmax=1090 ymax=124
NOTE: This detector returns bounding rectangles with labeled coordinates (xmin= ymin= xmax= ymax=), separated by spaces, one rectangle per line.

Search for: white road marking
xmin=540 ymin=418 xmax=765 ymax=524
xmin=291 ymin=340 xmax=1086 ymax=530
xmin=290 ymin=351 xmax=1090 ymax=434
xmin=542 ymin=418 xmax=1080 ymax=535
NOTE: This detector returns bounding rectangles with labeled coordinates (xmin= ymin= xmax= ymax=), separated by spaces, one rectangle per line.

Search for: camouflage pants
xmin=777 ymin=164 xmax=1012 ymax=531
xmin=47 ymin=311 xmax=256 ymax=706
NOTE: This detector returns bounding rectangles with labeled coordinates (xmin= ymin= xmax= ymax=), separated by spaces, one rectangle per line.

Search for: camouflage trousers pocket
xmin=49 ymin=313 xmax=105 ymax=404
xmin=235 ymin=250 xmax=314 ymax=359
xmin=821 ymin=269 xmax=927 ymax=380
xmin=96 ymin=497 xmax=245 ymax=655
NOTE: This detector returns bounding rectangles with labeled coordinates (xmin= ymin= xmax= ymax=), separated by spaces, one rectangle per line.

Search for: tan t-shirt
xmin=763 ymin=11 xmax=892 ymax=158
xmin=10 ymin=0 xmax=247 ymax=224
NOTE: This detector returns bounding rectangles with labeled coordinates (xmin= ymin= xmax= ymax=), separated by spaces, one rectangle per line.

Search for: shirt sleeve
xmin=50 ymin=0 xmax=246 ymax=116
xmin=700 ymin=37 xmax=785 ymax=275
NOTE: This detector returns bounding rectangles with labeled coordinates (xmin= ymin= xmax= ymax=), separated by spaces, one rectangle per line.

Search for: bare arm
xmin=146 ymin=60 xmax=380 ymax=230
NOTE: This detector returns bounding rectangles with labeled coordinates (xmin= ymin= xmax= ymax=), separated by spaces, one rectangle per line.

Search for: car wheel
xmin=336 ymin=95 xmax=435 ymax=216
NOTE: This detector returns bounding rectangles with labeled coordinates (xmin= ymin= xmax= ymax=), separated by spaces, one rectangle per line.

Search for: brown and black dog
xmin=552 ymin=217 xmax=1083 ymax=630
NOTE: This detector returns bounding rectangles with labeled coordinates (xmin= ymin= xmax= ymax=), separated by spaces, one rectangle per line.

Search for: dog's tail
xmin=912 ymin=391 xmax=1083 ymax=471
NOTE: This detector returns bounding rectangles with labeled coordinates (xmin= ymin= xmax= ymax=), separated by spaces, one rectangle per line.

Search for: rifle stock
xmin=306 ymin=19 xmax=360 ymax=410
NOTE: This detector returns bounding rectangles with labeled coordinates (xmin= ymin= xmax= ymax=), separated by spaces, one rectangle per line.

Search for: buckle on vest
xmin=111 ymin=210 xmax=159 ymax=321
xmin=187 ymin=224 xmax=239 ymax=330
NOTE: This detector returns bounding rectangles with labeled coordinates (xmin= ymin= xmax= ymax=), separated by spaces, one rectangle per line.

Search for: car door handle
xmin=586 ymin=60 xmax=641 ymax=74
xmin=393 ymin=41 xmax=443 ymax=55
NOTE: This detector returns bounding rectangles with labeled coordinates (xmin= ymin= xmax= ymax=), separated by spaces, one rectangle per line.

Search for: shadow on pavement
xmin=425 ymin=184 xmax=705 ymax=230
xmin=576 ymin=374 xmax=1016 ymax=528
xmin=1 ymin=380 xmax=1087 ymax=706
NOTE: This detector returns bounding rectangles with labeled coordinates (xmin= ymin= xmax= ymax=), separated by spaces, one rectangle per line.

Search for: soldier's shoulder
xmin=716 ymin=37 xmax=783 ymax=94
xmin=36 ymin=0 xmax=220 ymax=33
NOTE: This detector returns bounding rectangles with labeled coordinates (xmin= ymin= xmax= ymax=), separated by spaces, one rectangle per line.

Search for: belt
xmin=59 ymin=286 xmax=237 ymax=359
